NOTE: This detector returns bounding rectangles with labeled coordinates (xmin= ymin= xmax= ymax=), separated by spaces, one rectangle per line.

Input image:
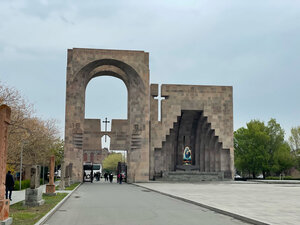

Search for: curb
xmin=132 ymin=183 xmax=269 ymax=225
xmin=249 ymin=180 xmax=300 ymax=185
xmin=34 ymin=183 xmax=82 ymax=225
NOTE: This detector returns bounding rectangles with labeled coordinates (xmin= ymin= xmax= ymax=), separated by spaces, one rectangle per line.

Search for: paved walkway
xmin=137 ymin=181 xmax=300 ymax=225
xmin=44 ymin=180 xmax=248 ymax=225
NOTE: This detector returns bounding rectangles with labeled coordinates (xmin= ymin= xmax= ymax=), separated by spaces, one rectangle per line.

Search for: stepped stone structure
xmin=64 ymin=48 xmax=234 ymax=183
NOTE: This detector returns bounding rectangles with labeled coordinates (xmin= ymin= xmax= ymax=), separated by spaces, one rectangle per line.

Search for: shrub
xmin=266 ymin=176 xmax=296 ymax=180
xmin=14 ymin=179 xmax=30 ymax=190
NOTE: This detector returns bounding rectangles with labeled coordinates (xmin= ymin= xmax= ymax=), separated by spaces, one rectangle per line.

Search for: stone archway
xmin=64 ymin=48 xmax=150 ymax=183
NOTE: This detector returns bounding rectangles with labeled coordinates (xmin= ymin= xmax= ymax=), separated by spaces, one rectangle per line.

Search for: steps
xmin=160 ymin=171 xmax=224 ymax=182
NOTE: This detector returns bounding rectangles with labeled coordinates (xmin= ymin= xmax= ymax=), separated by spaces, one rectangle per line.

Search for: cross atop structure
xmin=102 ymin=117 xmax=110 ymax=142
xmin=154 ymin=95 xmax=166 ymax=121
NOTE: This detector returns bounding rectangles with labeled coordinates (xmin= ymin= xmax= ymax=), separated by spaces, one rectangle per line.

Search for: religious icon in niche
xmin=183 ymin=146 xmax=192 ymax=165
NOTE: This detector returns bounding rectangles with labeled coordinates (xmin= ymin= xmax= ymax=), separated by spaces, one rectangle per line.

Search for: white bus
xmin=83 ymin=163 xmax=102 ymax=182
xmin=92 ymin=164 xmax=102 ymax=178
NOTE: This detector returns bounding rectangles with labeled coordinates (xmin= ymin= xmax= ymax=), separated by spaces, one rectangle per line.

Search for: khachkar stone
xmin=45 ymin=156 xmax=56 ymax=196
xmin=24 ymin=165 xmax=45 ymax=207
xmin=59 ymin=160 xmax=65 ymax=190
xmin=64 ymin=163 xmax=72 ymax=187
xmin=0 ymin=105 xmax=12 ymax=225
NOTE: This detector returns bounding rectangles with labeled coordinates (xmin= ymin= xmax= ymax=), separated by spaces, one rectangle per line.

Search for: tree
xmin=102 ymin=153 xmax=122 ymax=172
xmin=234 ymin=118 xmax=295 ymax=178
xmin=234 ymin=120 xmax=269 ymax=178
xmin=50 ymin=139 xmax=64 ymax=167
xmin=289 ymin=126 xmax=300 ymax=153
xmin=0 ymin=81 xmax=61 ymax=170
xmin=289 ymin=126 xmax=300 ymax=169
xmin=272 ymin=142 xmax=295 ymax=173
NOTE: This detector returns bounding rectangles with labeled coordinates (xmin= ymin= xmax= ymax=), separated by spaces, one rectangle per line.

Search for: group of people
xmin=117 ymin=173 xmax=124 ymax=184
xmin=101 ymin=172 xmax=125 ymax=184
xmin=103 ymin=172 xmax=114 ymax=183
xmin=94 ymin=172 xmax=100 ymax=181
xmin=84 ymin=171 xmax=125 ymax=184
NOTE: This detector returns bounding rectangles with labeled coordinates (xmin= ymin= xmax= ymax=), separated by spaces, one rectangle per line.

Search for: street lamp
xmin=19 ymin=140 xmax=28 ymax=190
xmin=14 ymin=126 xmax=32 ymax=190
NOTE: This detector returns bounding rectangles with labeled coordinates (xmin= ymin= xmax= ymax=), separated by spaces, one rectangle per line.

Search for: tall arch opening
xmin=83 ymin=76 xmax=128 ymax=172
xmin=85 ymin=76 xmax=128 ymax=121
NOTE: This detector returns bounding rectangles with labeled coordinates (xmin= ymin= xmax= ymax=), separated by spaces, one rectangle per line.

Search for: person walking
xmin=95 ymin=172 xmax=100 ymax=181
xmin=90 ymin=168 xmax=93 ymax=183
xmin=119 ymin=173 xmax=123 ymax=184
xmin=5 ymin=171 xmax=14 ymax=201
xmin=109 ymin=173 xmax=113 ymax=183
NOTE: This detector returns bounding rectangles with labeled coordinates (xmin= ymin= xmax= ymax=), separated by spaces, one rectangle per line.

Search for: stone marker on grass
xmin=64 ymin=163 xmax=73 ymax=187
xmin=0 ymin=105 xmax=12 ymax=225
xmin=24 ymin=165 xmax=45 ymax=207
xmin=45 ymin=156 xmax=56 ymax=196
xmin=59 ymin=160 xmax=65 ymax=190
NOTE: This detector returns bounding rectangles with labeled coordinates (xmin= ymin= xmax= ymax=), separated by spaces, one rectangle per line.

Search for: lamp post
xmin=19 ymin=142 xmax=24 ymax=190
xmin=16 ymin=126 xmax=32 ymax=190
xmin=19 ymin=140 xmax=28 ymax=190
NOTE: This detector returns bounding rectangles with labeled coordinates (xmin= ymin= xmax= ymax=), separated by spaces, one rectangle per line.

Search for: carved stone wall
xmin=64 ymin=48 xmax=150 ymax=182
xmin=150 ymin=85 xmax=234 ymax=179
xmin=64 ymin=48 xmax=234 ymax=182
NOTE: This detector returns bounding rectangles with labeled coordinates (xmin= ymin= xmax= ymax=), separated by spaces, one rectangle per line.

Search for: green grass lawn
xmin=65 ymin=182 xmax=80 ymax=190
xmin=10 ymin=193 xmax=68 ymax=225
xmin=55 ymin=182 xmax=80 ymax=191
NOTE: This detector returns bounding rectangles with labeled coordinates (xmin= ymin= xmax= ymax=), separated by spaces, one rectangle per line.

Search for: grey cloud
xmin=0 ymin=0 xmax=300 ymax=138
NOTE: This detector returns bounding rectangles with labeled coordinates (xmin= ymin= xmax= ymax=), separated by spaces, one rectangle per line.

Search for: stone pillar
xmin=45 ymin=156 xmax=56 ymax=196
xmin=69 ymin=163 xmax=73 ymax=184
xmin=215 ymin=143 xmax=221 ymax=172
xmin=0 ymin=105 xmax=12 ymax=225
xmin=204 ymin=128 xmax=211 ymax=172
xmin=210 ymin=136 xmax=217 ymax=172
xmin=64 ymin=163 xmax=72 ymax=187
xmin=199 ymin=118 xmax=207 ymax=172
xmin=59 ymin=160 xmax=65 ymax=190
xmin=24 ymin=165 xmax=44 ymax=207
xmin=64 ymin=164 xmax=70 ymax=187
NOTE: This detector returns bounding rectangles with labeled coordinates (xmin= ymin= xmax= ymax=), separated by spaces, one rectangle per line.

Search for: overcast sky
xmin=1 ymin=0 xmax=300 ymax=141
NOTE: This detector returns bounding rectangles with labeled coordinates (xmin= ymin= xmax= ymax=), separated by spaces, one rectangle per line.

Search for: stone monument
xmin=59 ymin=160 xmax=65 ymax=190
xmin=64 ymin=163 xmax=72 ymax=187
xmin=64 ymin=48 xmax=234 ymax=183
xmin=45 ymin=156 xmax=56 ymax=196
xmin=0 ymin=105 xmax=12 ymax=225
xmin=24 ymin=165 xmax=44 ymax=206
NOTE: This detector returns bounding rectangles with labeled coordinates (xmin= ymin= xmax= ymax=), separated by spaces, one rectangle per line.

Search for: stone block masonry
xmin=64 ymin=48 xmax=234 ymax=182
xmin=0 ymin=105 xmax=12 ymax=225
xmin=24 ymin=187 xmax=45 ymax=207
xmin=46 ymin=156 xmax=56 ymax=196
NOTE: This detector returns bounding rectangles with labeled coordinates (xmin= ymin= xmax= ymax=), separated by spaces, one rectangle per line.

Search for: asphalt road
xmin=45 ymin=181 xmax=249 ymax=225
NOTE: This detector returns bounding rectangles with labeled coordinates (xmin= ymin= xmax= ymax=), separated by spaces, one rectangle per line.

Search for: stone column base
xmin=0 ymin=199 xmax=10 ymax=222
xmin=64 ymin=177 xmax=71 ymax=187
xmin=24 ymin=186 xmax=45 ymax=207
xmin=0 ymin=217 xmax=12 ymax=225
xmin=45 ymin=184 xmax=56 ymax=196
